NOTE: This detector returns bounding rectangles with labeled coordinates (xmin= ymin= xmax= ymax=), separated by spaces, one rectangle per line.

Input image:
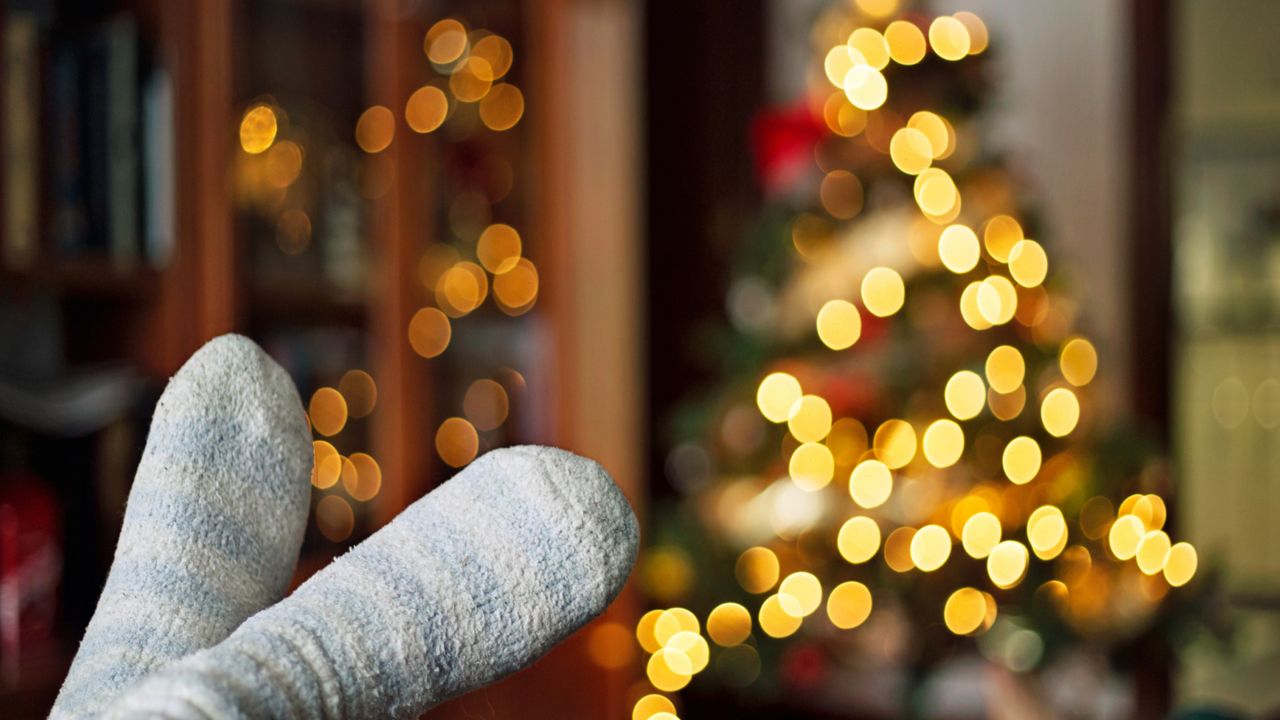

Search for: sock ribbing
xmin=52 ymin=334 xmax=313 ymax=719
xmin=102 ymin=445 xmax=638 ymax=720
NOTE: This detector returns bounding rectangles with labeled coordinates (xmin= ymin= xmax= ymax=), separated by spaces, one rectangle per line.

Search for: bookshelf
xmin=0 ymin=0 xmax=642 ymax=717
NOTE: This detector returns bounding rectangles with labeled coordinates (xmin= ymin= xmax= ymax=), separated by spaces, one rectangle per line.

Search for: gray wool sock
xmin=101 ymin=446 xmax=638 ymax=720
xmin=51 ymin=334 xmax=313 ymax=719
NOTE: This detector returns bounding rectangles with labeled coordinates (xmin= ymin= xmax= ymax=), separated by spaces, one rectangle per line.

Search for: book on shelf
xmin=141 ymin=68 xmax=174 ymax=269
xmin=101 ymin=16 xmax=140 ymax=270
xmin=3 ymin=12 xmax=39 ymax=272
xmin=44 ymin=12 xmax=168 ymax=272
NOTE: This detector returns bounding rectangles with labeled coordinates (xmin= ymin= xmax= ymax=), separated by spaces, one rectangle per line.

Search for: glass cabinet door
xmin=1174 ymin=0 xmax=1280 ymax=709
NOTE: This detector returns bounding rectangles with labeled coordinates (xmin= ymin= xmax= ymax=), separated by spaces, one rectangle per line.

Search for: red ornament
xmin=751 ymin=101 xmax=827 ymax=195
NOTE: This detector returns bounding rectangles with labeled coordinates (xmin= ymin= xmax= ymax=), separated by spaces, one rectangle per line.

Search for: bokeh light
xmin=633 ymin=693 xmax=676 ymax=720
xmin=736 ymin=546 xmax=780 ymax=594
xmin=1060 ymin=337 xmax=1099 ymax=386
xmin=479 ymin=83 xmax=525 ymax=131
xmin=837 ymin=516 xmax=881 ymax=564
xmin=405 ymin=85 xmax=449 ymax=134
xmin=826 ymin=581 xmax=873 ymax=629
xmin=847 ymin=28 xmax=890 ymax=70
xmin=789 ymin=442 xmax=835 ymax=491
xmin=1040 ymin=387 xmax=1080 ymax=437
xmin=985 ymin=345 xmax=1025 ymax=394
xmin=435 ymin=417 xmax=479 ymax=467
xmin=842 ymin=64 xmax=888 ymax=110
xmin=929 ymin=16 xmax=971 ymax=61
xmin=787 ymin=394 xmax=833 ymax=443
xmin=850 ymin=459 xmax=893 ymax=508
xmin=873 ymin=418 xmax=916 ymax=468
xmin=408 ymin=307 xmax=452 ymax=359
xmin=463 ymin=378 xmax=510 ymax=431
xmin=910 ymin=524 xmax=952 ymax=572
xmin=1008 ymin=240 xmax=1048 ymax=287
xmin=757 ymin=372 xmax=802 ymax=423
xmin=861 ymin=266 xmax=905 ymax=317
xmin=338 ymin=370 xmax=378 ymax=419
xmin=945 ymin=370 xmax=987 ymax=420
xmin=309 ymin=387 xmax=348 ymax=437
xmin=707 ymin=603 xmax=752 ymax=646
xmin=922 ymin=419 xmax=964 ymax=468
xmin=884 ymin=20 xmax=926 ymax=65
xmin=355 ymin=105 xmax=395 ymax=153
xmin=493 ymin=258 xmax=540 ymax=313
xmin=1001 ymin=436 xmax=1042 ymax=485
xmin=987 ymin=540 xmax=1029 ymax=589
xmin=938 ymin=224 xmax=980 ymax=274
xmin=944 ymin=587 xmax=987 ymax=635
xmin=312 ymin=440 xmax=341 ymax=489
xmin=962 ymin=511 xmax=1002 ymax=559
xmin=816 ymin=299 xmax=862 ymax=350
xmin=425 ymin=19 xmax=469 ymax=65
xmin=239 ymin=104 xmax=277 ymax=154
xmin=477 ymin=223 xmax=523 ymax=274
xmin=344 ymin=452 xmax=382 ymax=502
xmin=316 ymin=495 xmax=355 ymax=542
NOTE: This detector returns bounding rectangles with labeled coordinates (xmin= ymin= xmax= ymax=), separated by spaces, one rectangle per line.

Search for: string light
xmin=309 ymin=388 xmax=348 ymax=437
xmin=850 ymin=459 xmax=893 ymax=508
xmin=758 ymin=595 xmax=803 ymax=638
xmin=847 ymin=28 xmax=890 ymax=70
xmin=735 ymin=547 xmax=780 ymax=594
xmin=884 ymin=20 xmax=926 ymax=65
xmin=938 ymin=224 xmax=980 ymax=273
xmin=928 ymin=16 xmax=971 ymax=61
xmin=757 ymin=372 xmax=802 ymax=423
xmin=872 ymin=419 xmax=916 ymax=468
xmin=239 ymin=104 xmax=277 ymax=154
xmin=910 ymin=524 xmax=952 ymax=572
xmin=837 ymin=516 xmax=881 ymax=564
xmin=406 ymin=85 xmax=449 ymax=133
xmin=861 ymin=267 xmax=905 ymax=317
xmin=787 ymin=395 xmax=833 ymax=443
xmin=706 ymin=603 xmax=752 ymax=646
xmin=962 ymin=512 xmax=1002 ymax=559
xmin=826 ymin=581 xmax=873 ymax=629
xmin=480 ymin=83 xmax=525 ymax=131
xmin=355 ymin=106 xmax=395 ymax=153
xmin=945 ymin=370 xmax=987 ymax=420
xmin=944 ymin=587 xmax=987 ymax=635
xmin=633 ymin=694 xmax=677 ymax=720
xmin=816 ymin=299 xmax=862 ymax=350
xmin=908 ymin=111 xmax=953 ymax=159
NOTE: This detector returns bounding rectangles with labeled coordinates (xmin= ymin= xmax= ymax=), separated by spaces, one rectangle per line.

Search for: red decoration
xmin=751 ymin=101 xmax=827 ymax=195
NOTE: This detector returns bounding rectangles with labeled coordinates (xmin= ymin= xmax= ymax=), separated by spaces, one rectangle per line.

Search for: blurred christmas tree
xmin=632 ymin=2 xmax=1202 ymax=718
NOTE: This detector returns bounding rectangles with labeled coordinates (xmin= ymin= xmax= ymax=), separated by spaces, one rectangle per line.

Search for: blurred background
xmin=1 ymin=0 xmax=1278 ymax=718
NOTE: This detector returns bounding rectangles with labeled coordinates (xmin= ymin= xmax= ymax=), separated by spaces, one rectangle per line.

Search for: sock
xmin=102 ymin=446 xmax=638 ymax=720
xmin=51 ymin=334 xmax=313 ymax=719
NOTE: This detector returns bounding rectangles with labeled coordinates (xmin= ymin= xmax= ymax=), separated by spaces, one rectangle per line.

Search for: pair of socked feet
xmin=50 ymin=335 xmax=639 ymax=719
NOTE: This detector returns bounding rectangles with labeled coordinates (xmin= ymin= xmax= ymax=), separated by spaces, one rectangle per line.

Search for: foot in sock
xmin=51 ymin=334 xmax=314 ymax=719
xmin=103 ymin=445 xmax=639 ymax=720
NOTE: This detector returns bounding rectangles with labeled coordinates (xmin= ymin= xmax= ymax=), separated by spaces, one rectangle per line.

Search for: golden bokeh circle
xmin=435 ymin=417 xmax=479 ymax=467
xmin=837 ymin=516 xmax=881 ymax=564
xmin=826 ymin=581 xmax=873 ymax=630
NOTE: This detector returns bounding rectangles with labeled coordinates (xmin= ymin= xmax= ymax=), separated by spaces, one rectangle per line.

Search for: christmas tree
xmin=632 ymin=2 xmax=1199 ymax=717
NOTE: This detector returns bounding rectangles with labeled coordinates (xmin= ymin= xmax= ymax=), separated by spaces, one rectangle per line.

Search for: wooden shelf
xmin=249 ymin=280 xmax=366 ymax=327
xmin=0 ymin=260 xmax=160 ymax=301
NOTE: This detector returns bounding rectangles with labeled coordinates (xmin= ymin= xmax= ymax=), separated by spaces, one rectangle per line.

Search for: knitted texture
xmin=51 ymin=334 xmax=313 ymax=719
xmin=103 ymin=445 xmax=639 ymax=720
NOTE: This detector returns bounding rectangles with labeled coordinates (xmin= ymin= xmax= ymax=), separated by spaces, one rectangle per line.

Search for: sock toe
xmin=102 ymin=445 xmax=638 ymax=720
xmin=53 ymin=334 xmax=313 ymax=719
xmin=486 ymin=445 xmax=639 ymax=606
